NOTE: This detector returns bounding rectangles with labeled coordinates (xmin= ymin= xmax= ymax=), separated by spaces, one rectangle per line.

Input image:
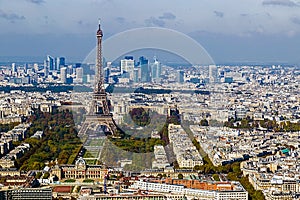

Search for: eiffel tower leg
xmin=108 ymin=121 xmax=118 ymax=137
xmin=78 ymin=122 xmax=90 ymax=135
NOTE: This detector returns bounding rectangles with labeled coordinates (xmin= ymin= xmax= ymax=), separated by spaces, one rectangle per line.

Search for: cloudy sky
xmin=1 ymin=0 xmax=300 ymax=64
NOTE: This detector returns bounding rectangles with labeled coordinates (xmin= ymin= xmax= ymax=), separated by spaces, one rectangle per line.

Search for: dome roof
xmin=75 ymin=157 xmax=86 ymax=169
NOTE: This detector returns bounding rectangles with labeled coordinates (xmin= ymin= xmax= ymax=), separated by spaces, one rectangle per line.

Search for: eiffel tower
xmin=78 ymin=20 xmax=119 ymax=137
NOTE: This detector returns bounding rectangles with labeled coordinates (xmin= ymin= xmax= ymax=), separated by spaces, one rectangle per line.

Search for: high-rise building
xmin=55 ymin=57 xmax=65 ymax=71
xmin=133 ymin=68 xmax=140 ymax=83
xmin=76 ymin=67 xmax=83 ymax=79
xmin=209 ymin=65 xmax=218 ymax=83
xmin=67 ymin=65 xmax=73 ymax=75
xmin=104 ymin=62 xmax=111 ymax=83
xmin=11 ymin=63 xmax=17 ymax=74
xmin=151 ymin=56 xmax=161 ymax=83
xmin=43 ymin=60 xmax=49 ymax=77
xmin=120 ymin=56 xmax=134 ymax=81
xmin=46 ymin=55 xmax=54 ymax=71
xmin=177 ymin=70 xmax=185 ymax=83
xmin=60 ymin=67 xmax=67 ymax=83
xmin=75 ymin=67 xmax=83 ymax=83
xmin=24 ymin=63 xmax=28 ymax=72
xmin=104 ymin=67 xmax=110 ymax=83
xmin=33 ymin=63 xmax=39 ymax=72
xmin=139 ymin=56 xmax=149 ymax=82
xmin=106 ymin=61 xmax=112 ymax=69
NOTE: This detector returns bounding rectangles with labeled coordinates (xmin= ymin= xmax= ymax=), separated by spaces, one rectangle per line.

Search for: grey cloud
xmin=240 ymin=12 xmax=272 ymax=19
xmin=26 ymin=0 xmax=45 ymax=5
xmin=159 ymin=12 xmax=176 ymax=20
xmin=265 ymin=12 xmax=272 ymax=18
xmin=77 ymin=20 xmax=92 ymax=28
xmin=145 ymin=17 xmax=165 ymax=27
xmin=214 ymin=11 xmax=224 ymax=18
xmin=115 ymin=17 xmax=126 ymax=24
xmin=291 ymin=17 xmax=300 ymax=25
xmin=0 ymin=10 xmax=25 ymax=22
xmin=266 ymin=12 xmax=271 ymax=17
xmin=44 ymin=16 xmax=48 ymax=24
xmin=145 ymin=12 xmax=176 ymax=27
xmin=262 ymin=0 xmax=299 ymax=7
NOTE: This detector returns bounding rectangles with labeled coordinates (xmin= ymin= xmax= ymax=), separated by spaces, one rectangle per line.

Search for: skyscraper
xmin=151 ymin=56 xmax=161 ymax=83
xmin=75 ymin=67 xmax=83 ymax=83
xmin=120 ymin=56 xmax=134 ymax=81
xmin=209 ymin=65 xmax=218 ymax=83
xmin=140 ymin=56 xmax=149 ymax=83
xmin=104 ymin=62 xmax=111 ymax=83
xmin=104 ymin=67 xmax=110 ymax=83
xmin=55 ymin=57 xmax=65 ymax=71
xmin=33 ymin=63 xmax=39 ymax=72
xmin=177 ymin=70 xmax=185 ymax=83
xmin=60 ymin=67 xmax=67 ymax=83
xmin=11 ymin=63 xmax=17 ymax=74
xmin=133 ymin=68 xmax=140 ymax=83
xmin=46 ymin=55 xmax=54 ymax=71
xmin=24 ymin=63 xmax=28 ymax=73
xmin=44 ymin=60 xmax=49 ymax=77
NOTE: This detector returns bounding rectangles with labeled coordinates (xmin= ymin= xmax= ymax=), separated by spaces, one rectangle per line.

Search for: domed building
xmin=51 ymin=157 xmax=108 ymax=181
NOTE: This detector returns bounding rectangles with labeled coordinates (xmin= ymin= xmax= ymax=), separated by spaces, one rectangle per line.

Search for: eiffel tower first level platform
xmin=78 ymin=114 xmax=119 ymax=137
xmin=78 ymin=20 xmax=120 ymax=138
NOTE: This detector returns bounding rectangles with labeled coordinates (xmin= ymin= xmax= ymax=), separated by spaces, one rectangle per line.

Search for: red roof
xmin=53 ymin=186 xmax=72 ymax=193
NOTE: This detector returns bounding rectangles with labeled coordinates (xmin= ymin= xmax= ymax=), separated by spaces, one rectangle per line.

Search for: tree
xmin=227 ymin=172 xmax=237 ymax=181
xmin=178 ymin=173 xmax=183 ymax=179
xmin=129 ymin=107 xmax=150 ymax=126
xmin=232 ymin=162 xmax=242 ymax=175
xmin=200 ymin=119 xmax=209 ymax=126
xmin=252 ymin=191 xmax=265 ymax=200
xmin=35 ymin=172 xmax=42 ymax=179
xmin=240 ymin=118 xmax=250 ymax=128
xmin=17 ymin=110 xmax=83 ymax=170
xmin=43 ymin=172 xmax=50 ymax=179
xmin=212 ymin=174 xmax=220 ymax=181
xmin=224 ymin=118 xmax=235 ymax=128
xmin=194 ymin=165 xmax=205 ymax=171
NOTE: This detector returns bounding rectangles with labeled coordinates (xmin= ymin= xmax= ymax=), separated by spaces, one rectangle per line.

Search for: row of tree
xmin=110 ymin=137 xmax=165 ymax=153
xmin=224 ymin=117 xmax=300 ymax=132
xmin=111 ymin=107 xmax=182 ymax=153
xmin=0 ymin=122 xmax=20 ymax=133
xmin=15 ymin=109 xmax=82 ymax=171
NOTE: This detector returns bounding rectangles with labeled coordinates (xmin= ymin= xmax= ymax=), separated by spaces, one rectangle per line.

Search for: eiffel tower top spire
xmin=95 ymin=19 xmax=104 ymax=94
xmin=97 ymin=18 xmax=103 ymax=37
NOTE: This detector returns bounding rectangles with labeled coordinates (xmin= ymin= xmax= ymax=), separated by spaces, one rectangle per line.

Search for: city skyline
xmin=0 ymin=20 xmax=299 ymax=199
xmin=1 ymin=0 xmax=300 ymax=64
